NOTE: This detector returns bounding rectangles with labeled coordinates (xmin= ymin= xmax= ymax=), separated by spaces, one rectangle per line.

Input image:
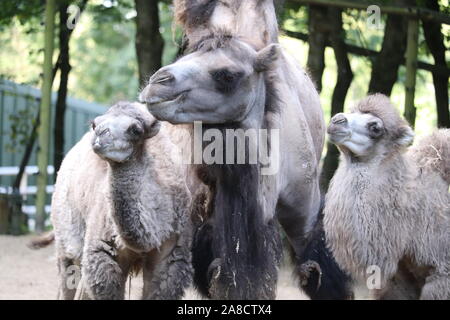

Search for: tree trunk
xmin=422 ymin=0 xmax=449 ymax=128
xmin=13 ymin=112 xmax=40 ymax=191
xmin=36 ymin=0 xmax=56 ymax=233
xmin=53 ymin=3 xmax=71 ymax=177
xmin=403 ymin=18 xmax=419 ymax=127
xmin=134 ymin=0 xmax=164 ymax=86
xmin=320 ymin=8 xmax=353 ymax=190
xmin=367 ymin=13 xmax=408 ymax=95
xmin=54 ymin=0 xmax=88 ymax=177
xmin=306 ymin=5 xmax=330 ymax=92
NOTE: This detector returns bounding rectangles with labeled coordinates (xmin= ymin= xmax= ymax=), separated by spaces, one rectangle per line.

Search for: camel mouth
xmin=144 ymin=90 xmax=190 ymax=107
xmin=328 ymin=130 xmax=351 ymax=144
xmin=91 ymin=138 xmax=134 ymax=163
xmin=94 ymin=147 xmax=134 ymax=163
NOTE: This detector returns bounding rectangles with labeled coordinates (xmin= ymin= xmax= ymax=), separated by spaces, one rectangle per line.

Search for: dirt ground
xmin=0 ymin=235 xmax=309 ymax=300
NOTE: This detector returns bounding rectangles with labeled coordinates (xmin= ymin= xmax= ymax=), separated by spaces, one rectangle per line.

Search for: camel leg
xmin=82 ymin=239 xmax=129 ymax=300
xmin=276 ymin=200 xmax=312 ymax=257
xmin=56 ymin=256 xmax=79 ymax=300
xmin=376 ymin=262 xmax=422 ymax=300
xmin=206 ymin=219 xmax=282 ymax=300
xmin=277 ymin=196 xmax=353 ymax=300
xmin=191 ymin=221 xmax=215 ymax=298
xmin=420 ymin=273 xmax=450 ymax=300
xmin=142 ymin=233 xmax=193 ymax=300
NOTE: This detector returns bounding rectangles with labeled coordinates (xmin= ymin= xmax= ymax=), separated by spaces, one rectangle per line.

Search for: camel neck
xmin=336 ymin=152 xmax=411 ymax=196
xmin=108 ymin=147 xmax=151 ymax=194
xmin=107 ymin=146 xmax=174 ymax=252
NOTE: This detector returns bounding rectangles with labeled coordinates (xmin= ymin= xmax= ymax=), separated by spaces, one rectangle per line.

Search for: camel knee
xmin=82 ymin=242 xmax=126 ymax=300
xmin=143 ymin=246 xmax=193 ymax=300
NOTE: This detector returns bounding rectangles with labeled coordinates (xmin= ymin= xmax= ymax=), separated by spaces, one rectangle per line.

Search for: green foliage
xmin=0 ymin=0 xmax=45 ymax=29
xmin=0 ymin=18 xmax=44 ymax=86
xmin=160 ymin=2 xmax=183 ymax=65
xmin=4 ymin=96 xmax=38 ymax=153
xmin=69 ymin=2 xmax=139 ymax=104
xmin=281 ymin=4 xmax=308 ymax=34
xmin=88 ymin=0 xmax=134 ymax=24
xmin=0 ymin=0 xmax=180 ymax=105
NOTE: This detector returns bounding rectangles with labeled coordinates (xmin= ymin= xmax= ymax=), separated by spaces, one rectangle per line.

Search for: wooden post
xmin=0 ymin=194 xmax=9 ymax=234
xmin=36 ymin=0 xmax=56 ymax=233
xmin=404 ymin=18 xmax=419 ymax=127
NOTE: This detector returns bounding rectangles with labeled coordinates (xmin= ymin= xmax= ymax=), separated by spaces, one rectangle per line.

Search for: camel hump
xmin=410 ymin=129 xmax=450 ymax=185
xmin=27 ymin=231 xmax=55 ymax=250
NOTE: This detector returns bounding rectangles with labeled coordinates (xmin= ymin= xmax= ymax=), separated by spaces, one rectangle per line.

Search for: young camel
xmin=51 ymin=102 xmax=192 ymax=299
xmin=324 ymin=94 xmax=450 ymax=299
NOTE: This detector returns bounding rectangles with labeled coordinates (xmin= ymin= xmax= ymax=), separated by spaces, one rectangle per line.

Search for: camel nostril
xmin=332 ymin=114 xmax=347 ymax=125
xmin=149 ymin=71 xmax=175 ymax=85
xmin=92 ymin=137 xmax=103 ymax=151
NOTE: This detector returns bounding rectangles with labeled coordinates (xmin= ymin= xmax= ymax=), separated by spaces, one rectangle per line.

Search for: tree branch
xmin=288 ymin=0 xmax=450 ymax=24
xmin=283 ymin=30 xmax=450 ymax=78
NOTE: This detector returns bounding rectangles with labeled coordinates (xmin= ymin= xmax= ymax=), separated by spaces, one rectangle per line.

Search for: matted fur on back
xmin=409 ymin=129 xmax=450 ymax=185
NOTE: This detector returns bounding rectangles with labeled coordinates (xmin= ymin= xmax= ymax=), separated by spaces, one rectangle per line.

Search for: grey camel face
xmin=327 ymin=95 xmax=414 ymax=160
xmin=328 ymin=112 xmax=387 ymax=158
xmin=91 ymin=102 xmax=160 ymax=163
xmin=139 ymin=35 xmax=280 ymax=124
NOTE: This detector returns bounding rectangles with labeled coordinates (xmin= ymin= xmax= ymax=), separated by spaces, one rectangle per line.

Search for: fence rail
xmin=0 ymin=79 xmax=107 ymax=232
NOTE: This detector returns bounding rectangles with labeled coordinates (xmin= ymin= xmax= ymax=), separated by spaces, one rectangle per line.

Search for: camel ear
xmin=144 ymin=118 xmax=161 ymax=139
xmin=395 ymin=125 xmax=414 ymax=147
xmin=254 ymin=44 xmax=280 ymax=72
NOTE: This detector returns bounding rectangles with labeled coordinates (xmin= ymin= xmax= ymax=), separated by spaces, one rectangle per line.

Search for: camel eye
xmin=368 ymin=122 xmax=383 ymax=137
xmin=91 ymin=121 xmax=96 ymax=130
xmin=210 ymin=68 xmax=244 ymax=94
xmin=128 ymin=124 xmax=143 ymax=137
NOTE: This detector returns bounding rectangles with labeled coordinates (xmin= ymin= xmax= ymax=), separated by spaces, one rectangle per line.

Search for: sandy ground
xmin=0 ymin=235 xmax=309 ymax=300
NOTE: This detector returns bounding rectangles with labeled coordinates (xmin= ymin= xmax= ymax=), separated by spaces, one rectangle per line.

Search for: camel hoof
xmin=207 ymin=258 xmax=222 ymax=281
xmin=298 ymin=260 xmax=322 ymax=290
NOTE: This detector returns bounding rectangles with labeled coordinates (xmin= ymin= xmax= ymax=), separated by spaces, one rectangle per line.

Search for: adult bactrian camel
xmin=139 ymin=0 xmax=351 ymax=299
xmin=50 ymin=102 xmax=193 ymax=299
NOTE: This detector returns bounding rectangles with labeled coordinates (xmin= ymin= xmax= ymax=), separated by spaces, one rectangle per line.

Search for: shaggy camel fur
xmin=324 ymin=94 xmax=450 ymax=300
xmin=51 ymin=102 xmax=192 ymax=299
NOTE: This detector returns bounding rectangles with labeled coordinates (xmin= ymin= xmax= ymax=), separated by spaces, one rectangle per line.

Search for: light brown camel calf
xmin=324 ymin=94 xmax=450 ymax=300
xmin=50 ymin=102 xmax=192 ymax=299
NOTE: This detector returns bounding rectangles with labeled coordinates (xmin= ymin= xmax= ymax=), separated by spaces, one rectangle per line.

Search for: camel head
xmin=91 ymin=102 xmax=160 ymax=163
xmin=139 ymin=31 xmax=280 ymax=124
xmin=327 ymin=94 xmax=414 ymax=161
